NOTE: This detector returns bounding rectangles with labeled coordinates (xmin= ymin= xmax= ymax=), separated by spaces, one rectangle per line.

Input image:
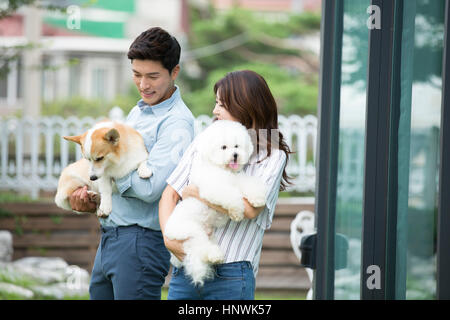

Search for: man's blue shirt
xmin=100 ymin=86 xmax=194 ymax=230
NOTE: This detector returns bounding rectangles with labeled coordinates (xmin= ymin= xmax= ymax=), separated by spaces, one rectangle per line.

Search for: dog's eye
xmin=95 ymin=156 xmax=104 ymax=162
xmin=234 ymin=145 xmax=239 ymax=148
xmin=221 ymin=145 xmax=227 ymax=150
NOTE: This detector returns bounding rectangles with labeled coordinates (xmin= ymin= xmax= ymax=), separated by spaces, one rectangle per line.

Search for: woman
xmin=159 ymin=70 xmax=292 ymax=300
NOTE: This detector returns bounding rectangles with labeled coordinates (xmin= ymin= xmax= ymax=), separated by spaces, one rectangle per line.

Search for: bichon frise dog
xmin=164 ymin=120 xmax=268 ymax=286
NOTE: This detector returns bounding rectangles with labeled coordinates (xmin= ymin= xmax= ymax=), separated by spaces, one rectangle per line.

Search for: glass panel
xmin=395 ymin=0 xmax=444 ymax=300
xmin=333 ymin=0 xmax=370 ymax=300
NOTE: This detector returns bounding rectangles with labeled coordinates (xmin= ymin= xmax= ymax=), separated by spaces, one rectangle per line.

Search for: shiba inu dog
xmin=54 ymin=120 xmax=152 ymax=218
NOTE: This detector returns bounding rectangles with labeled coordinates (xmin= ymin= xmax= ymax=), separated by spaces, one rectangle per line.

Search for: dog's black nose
xmin=90 ymin=175 xmax=98 ymax=181
xmin=233 ymin=153 xmax=238 ymax=161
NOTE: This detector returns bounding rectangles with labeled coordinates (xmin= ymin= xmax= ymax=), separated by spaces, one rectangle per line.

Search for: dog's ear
xmin=63 ymin=135 xmax=82 ymax=145
xmin=104 ymin=128 xmax=120 ymax=145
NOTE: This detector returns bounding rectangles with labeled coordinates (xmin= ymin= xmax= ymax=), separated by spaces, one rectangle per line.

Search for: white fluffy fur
xmin=164 ymin=120 xmax=268 ymax=286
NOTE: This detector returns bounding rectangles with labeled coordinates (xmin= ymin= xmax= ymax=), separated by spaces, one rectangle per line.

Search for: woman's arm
xmin=159 ymin=184 xmax=186 ymax=262
xmin=182 ymin=185 xmax=265 ymax=220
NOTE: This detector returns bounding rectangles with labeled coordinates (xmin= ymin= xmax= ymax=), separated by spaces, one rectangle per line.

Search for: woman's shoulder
xmin=185 ymin=134 xmax=203 ymax=157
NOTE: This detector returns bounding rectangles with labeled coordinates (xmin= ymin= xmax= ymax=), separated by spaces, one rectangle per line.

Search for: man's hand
xmin=69 ymin=186 xmax=98 ymax=213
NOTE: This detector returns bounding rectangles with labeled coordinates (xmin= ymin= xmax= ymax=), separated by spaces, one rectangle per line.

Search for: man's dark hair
xmin=127 ymin=27 xmax=181 ymax=73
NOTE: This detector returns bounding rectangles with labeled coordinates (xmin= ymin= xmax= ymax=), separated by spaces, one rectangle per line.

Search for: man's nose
xmin=140 ymin=78 xmax=150 ymax=90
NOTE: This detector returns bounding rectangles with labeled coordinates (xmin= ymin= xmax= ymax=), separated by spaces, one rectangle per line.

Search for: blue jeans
xmin=167 ymin=261 xmax=255 ymax=300
xmin=89 ymin=225 xmax=170 ymax=300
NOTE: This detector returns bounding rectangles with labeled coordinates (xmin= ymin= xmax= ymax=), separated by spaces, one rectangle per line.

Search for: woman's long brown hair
xmin=214 ymin=70 xmax=293 ymax=191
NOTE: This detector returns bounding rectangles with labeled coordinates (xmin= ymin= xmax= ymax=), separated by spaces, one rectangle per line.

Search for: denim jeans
xmin=167 ymin=261 xmax=255 ymax=300
xmin=89 ymin=225 xmax=171 ymax=300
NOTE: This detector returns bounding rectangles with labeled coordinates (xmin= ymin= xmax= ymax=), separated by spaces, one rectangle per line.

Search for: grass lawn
xmin=160 ymin=288 xmax=306 ymax=300
xmin=1 ymin=288 xmax=306 ymax=300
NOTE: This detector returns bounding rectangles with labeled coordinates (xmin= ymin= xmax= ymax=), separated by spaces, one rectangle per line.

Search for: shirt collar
xmin=137 ymin=85 xmax=180 ymax=116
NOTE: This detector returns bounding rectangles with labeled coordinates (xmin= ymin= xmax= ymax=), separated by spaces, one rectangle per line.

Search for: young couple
xmin=69 ymin=27 xmax=291 ymax=300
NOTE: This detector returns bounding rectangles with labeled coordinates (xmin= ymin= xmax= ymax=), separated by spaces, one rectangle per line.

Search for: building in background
xmin=212 ymin=0 xmax=321 ymax=13
xmin=0 ymin=0 xmax=321 ymax=117
xmin=0 ymin=0 xmax=189 ymax=116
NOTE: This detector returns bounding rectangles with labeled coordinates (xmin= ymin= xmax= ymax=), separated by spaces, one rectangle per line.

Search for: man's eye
xmin=221 ymin=145 xmax=227 ymax=150
xmin=95 ymin=157 xmax=104 ymax=162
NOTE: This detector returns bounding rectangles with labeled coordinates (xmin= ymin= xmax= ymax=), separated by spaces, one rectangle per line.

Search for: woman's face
xmin=213 ymin=91 xmax=238 ymax=122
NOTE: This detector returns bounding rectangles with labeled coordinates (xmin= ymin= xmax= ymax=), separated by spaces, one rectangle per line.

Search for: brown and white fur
xmin=54 ymin=120 xmax=152 ymax=218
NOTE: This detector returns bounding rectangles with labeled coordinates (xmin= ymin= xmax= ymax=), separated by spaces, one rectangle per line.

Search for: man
xmin=69 ymin=27 xmax=194 ymax=300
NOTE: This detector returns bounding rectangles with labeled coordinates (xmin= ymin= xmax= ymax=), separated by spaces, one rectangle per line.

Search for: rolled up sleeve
xmin=255 ymin=150 xmax=287 ymax=230
xmin=115 ymin=119 xmax=194 ymax=203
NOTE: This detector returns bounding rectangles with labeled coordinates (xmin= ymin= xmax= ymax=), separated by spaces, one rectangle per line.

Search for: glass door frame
xmin=314 ymin=0 xmax=343 ymax=300
xmin=437 ymin=0 xmax=450 ymax=301
xmin=314 ymin=0 xmax=450 ymax=300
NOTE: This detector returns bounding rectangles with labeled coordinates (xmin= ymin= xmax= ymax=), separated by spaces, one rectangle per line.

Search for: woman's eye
xmin=221 ymin=145 xmax=227 ymax=150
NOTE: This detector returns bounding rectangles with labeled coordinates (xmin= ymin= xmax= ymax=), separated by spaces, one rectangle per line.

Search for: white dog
xmin=164 ymin=120 xmax=268 ymax=286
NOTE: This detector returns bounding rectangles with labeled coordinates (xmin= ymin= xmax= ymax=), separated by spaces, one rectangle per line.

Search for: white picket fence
xmin=0 ymin=109 xmax=318 ymax=199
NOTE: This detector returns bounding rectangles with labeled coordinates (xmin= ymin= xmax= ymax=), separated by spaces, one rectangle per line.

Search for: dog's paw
xmin=207 ymin=247 xmax=224 ymax=264
xmin=246 ymin=196 xmax=266 ymax=208
xmin=165 ymin=232 xmax=189 ymax=241
xmin=137 ymin=162 xmax=152 ymax=179
xmin=97 ymin=202 xmax=112 ymax=218
xmin=86 ymin=190 xmax=101 ymax=205
xmin=228 ymin=206 xmax=245 ymax=222
xmin=170 ymin=254 xmax=183 ymax=268
xmin=96 ymin=208 xmax=109 ymax=218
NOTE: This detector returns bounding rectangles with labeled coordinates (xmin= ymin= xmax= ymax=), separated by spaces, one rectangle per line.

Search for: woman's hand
xmin=163 ymin=237 xmax=186 ymax=262
xmin=242 ymin=198 xmax=265 ymax=220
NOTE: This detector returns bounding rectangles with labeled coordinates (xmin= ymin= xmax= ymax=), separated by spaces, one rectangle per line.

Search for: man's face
xmin=131 ymin=59 xmax=180 ymax=106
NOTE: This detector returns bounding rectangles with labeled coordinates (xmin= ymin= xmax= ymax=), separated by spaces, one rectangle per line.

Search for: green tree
xmin=180 ymin=6 xmax=321 ymax=116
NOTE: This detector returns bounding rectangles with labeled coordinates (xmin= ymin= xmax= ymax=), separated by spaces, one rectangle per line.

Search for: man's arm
xmin=159 ymin=184 xmax=186 ymax=261
xmin=115 ymin=119 xmax=193 ymax=203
